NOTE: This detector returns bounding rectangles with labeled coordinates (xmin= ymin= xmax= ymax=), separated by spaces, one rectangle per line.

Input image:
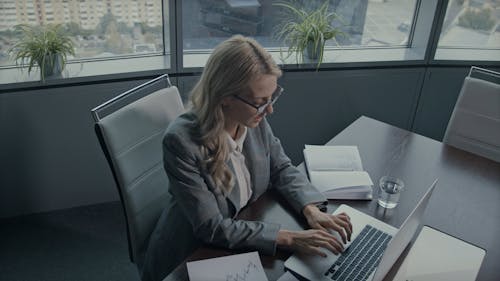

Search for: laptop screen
xmin=371 ymin=179 xmax=438 ymax=281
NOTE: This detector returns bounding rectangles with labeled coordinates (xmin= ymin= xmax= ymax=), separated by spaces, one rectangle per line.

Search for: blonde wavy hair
xmin=190 ymin=35 xmax=282 ymax=195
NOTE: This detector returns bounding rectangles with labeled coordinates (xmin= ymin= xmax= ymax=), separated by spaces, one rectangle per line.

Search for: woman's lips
xmin=254 ymin=115 xmax=264 ymax=122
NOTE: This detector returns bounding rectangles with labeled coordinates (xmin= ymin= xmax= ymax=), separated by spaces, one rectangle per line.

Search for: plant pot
xmin=41 ymin=53 xmax=63 ymax=81
xmin=304 ymin=40 xmax=324 ymax=61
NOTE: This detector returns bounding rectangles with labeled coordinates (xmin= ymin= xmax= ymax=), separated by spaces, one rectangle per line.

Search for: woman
xmin=141 ymin=35 xmax=352 ymax=281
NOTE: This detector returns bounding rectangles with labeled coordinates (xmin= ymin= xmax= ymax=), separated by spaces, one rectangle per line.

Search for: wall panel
xmin=3 ymin=65 xmax=493 ymax=218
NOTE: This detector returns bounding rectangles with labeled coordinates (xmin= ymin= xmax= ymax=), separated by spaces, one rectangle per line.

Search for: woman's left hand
xmin=302 ymin=204 xmax=353 ymax=244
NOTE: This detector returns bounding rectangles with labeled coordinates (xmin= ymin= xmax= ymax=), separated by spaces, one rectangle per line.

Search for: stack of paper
xmin=304 ymin=145 xmax=373 ymax=200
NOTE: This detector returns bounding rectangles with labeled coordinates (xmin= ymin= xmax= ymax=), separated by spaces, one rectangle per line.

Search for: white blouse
xmin=226 ymin=127 xmax=253 ymax=208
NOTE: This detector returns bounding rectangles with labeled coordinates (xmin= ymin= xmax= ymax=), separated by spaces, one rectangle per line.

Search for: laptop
xmin=284 ymin=179 xmax=438 ymax=281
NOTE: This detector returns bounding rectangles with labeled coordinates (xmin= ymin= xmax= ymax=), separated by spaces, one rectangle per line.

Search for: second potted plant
xmin=9 ymin=24 xmax=75 ymax=81
xmin=274 ymin=1 xmax=345 ymax=68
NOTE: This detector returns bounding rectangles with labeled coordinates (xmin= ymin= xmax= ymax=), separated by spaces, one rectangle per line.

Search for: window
xmin=5 ymin=0 xmax=496 ymax=85
xmin=0 ymin=0 xmax=168 ymax=68
xmin=182 ymin=0 xmax=421 ymax=68
xmin=434 ymin=0 xmax=500 ymax=61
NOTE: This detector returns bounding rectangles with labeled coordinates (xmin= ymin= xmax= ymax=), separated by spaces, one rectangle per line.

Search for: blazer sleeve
xmin=163 ymin=132 xmax=281 ymax=255
xmin=263 ymin=120 xmax=327 ymax=214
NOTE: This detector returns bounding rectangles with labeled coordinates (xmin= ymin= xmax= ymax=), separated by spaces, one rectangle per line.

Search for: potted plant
xmin=9 ymin=24 xmax=75 ymax=81
xmin=274 ymin=1 xmax=345 ymax=68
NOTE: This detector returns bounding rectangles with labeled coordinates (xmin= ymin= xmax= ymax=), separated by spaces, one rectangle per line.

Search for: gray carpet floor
xmin=0 ymin=202 xmax=139 ymax=281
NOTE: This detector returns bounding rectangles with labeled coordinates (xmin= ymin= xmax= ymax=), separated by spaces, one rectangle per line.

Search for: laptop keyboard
xmin=324 ymin=224 xmax=392 ymax=281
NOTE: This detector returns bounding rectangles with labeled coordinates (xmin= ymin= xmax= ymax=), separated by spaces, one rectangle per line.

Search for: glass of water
xmin=378 ymin=176 xmax=404 ymax=209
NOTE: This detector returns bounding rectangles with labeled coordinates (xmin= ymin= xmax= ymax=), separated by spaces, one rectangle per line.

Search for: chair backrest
xmin=91 ymin=74 xmax=185 ymax=263
xmin=443 ymin=67 xmax=500 ymax=162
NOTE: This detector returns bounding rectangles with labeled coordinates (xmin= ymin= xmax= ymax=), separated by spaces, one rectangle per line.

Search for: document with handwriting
xmin=187 ymin=251 xmax=268 ymax=281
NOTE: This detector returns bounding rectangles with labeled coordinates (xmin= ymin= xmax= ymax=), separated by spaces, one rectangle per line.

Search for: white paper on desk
xmin=186 ymin=251 xmax=268 ymax=281
xmin=309 ymin=171 xmax=373 ymax=190
xmin=277 ymin=271 xmax=300 ymax=281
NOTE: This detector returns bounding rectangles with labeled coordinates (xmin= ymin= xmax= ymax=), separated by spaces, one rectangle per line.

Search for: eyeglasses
xmin=233 ymin=85 xmax=283 ymax=115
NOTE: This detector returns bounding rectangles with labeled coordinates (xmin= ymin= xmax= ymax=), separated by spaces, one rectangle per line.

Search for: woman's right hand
xmin=276 ymin=229 xmax=345 ymax=257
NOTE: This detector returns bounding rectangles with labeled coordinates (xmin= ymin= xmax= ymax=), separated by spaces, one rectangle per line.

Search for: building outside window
xmin=435 ymin=0 xmax=500 ymax=61
xmin=0 ymin=0 xmax=166 ymax=68
xmin=3 ymin=0 xmax=497 ymax=84
xmin=182 ymin=0 xmax=418 ymax=67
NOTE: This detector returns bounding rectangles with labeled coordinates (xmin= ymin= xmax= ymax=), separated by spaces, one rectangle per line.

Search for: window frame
xmin=0 ymin=0 xmax=175 ymax=89
xmin=428 ymin=0 xmax=500 ymax=66
xmin=178 ymin=0 xmax=439 ymax=73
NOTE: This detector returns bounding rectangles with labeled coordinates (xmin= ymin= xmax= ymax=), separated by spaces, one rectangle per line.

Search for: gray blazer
xmin=141 ymin=112 xmax=326 ymax=281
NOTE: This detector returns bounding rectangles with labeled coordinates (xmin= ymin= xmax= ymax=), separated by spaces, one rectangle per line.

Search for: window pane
xmin=182 ymin=0 xmax=418 ymax=66
xmin=435 ymin=0 xmax=500 ymax=60
xmin=0 ymin=0 xmax=168 ymax=68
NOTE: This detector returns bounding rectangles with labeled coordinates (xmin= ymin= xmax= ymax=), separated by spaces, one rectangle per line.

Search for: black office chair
xmin=91 ymin=74 xmax=185 ymax=270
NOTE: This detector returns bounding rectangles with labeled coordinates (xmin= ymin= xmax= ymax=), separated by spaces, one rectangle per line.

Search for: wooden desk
xmin=164 ymin=116 xmax=500 ymax=281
